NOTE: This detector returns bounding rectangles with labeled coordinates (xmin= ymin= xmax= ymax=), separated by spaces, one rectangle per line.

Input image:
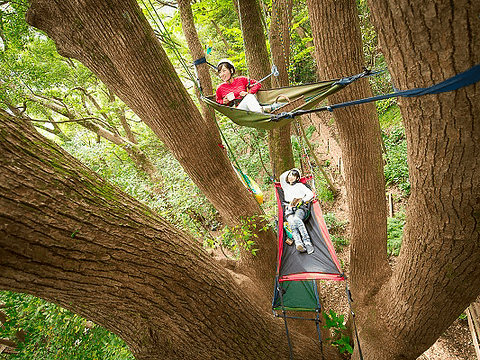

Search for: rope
xmin=210 ymin=110 xmax=260 ymax=197
xmin=139 ymin=0 xmax=200 ymax=91
xmin=292 ymin=120 xmax=307 ymax=178
xmin=296 ymin=116 xmax=337 ymax=194
xmin=272 ymin=64 xmax=480 ymax=120
xmin=313 ymin=280 xmax=325 ymax=360
xmin=346 ymin=281 xmax=364 ymax=360
xmin=236 ymin=0 xmax=250 ymax=81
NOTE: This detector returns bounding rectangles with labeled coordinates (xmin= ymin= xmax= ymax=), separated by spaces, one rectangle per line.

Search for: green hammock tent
xmin=203 ymin=64 xmax=480 ymax=131
xmin=203 ymin=78 xmax=346 ymax=130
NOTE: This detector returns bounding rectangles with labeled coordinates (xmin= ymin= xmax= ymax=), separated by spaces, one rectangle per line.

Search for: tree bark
xmin=359 ymin=0 xmax=480 ymax=358
xmin=306 ymin=0 xmax=390 ymax=301
xmin=0 ymin=109 xmax=339 ymax=360
xmin=306 ymin=0 xmax=393 ymax=358
xmin=177 ymin=0 xmax=222 ymax=146
xmin=25 ymin=0 xmax=277 ymax=291
xmin=268 ymin=0 xmax=294 ymax=176
xmin=235 ymin=0 xmax=271 ymax=85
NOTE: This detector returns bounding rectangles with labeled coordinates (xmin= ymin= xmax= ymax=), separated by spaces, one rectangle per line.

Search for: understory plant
xmin=323 ymin=309 xmax=354 ymax=354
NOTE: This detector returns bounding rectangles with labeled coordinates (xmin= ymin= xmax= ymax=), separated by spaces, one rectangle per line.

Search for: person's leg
xmin=237 ymin=94 xmax=262 ymax=113
xmin=294 ymin=209 xmax=314 ymax=254
xmin=287 ymin=215 xmax=306 ymax=252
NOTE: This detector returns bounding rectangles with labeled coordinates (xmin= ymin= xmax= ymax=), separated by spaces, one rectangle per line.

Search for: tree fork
xmin=0 ymin=109 xmax=337 ymax=360
xmin=25 ymin=0 xmax=278 ymax=291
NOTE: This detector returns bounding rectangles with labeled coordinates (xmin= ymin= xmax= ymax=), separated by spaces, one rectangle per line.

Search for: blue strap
xmin=193 ymin=57 xmax=206 ymax=66
xmin=398 ymin=64 xmax=480 ymax=97
xmin=273 ymin=64 xmax=480 ymax=120
xmin=193 ymin=56 xmax=217 ymax=70
xmin=330 ymin=64 xmax=479 ymax=110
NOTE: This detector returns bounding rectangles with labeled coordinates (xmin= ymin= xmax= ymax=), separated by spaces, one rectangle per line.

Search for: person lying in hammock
xmin=215 ymin=58 xmax=263 ymax=113
xmin=280 ymin=168 xmax=315 ymax=255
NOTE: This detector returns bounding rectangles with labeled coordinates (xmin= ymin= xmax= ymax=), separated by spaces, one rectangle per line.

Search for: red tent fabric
xmin=275 ymin=179 xmax=344 ymax=282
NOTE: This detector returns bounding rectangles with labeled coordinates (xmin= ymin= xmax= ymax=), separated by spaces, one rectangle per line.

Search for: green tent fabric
xmin=272 ymin=280 xmax=320 ymax=312
xmin=203 ymin=79 xmax=345 ymax=130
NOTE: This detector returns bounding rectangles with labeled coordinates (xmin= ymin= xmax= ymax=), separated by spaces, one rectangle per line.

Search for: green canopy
xmin=203 ymin=79 xmax=345 ymax=130
xmin=272 ymin=280 xmax=320 ymax=312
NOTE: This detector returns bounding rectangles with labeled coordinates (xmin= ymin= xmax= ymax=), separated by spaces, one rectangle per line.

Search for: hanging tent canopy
xmin=272 ymin=178 xmax=356 ymax=359
xmin=202 ymin=77 xmax=350 ymax=130
xmin=274 ymin=179 xmax=344 ymax=283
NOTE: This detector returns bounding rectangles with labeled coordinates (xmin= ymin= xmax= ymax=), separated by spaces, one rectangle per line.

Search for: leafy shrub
xmin=387 ymin=211 xmax=405 ymax=256
xmin=383 ymin=125 xmax=410 ymax=194
xmin=0 ymin=291 xmax=133 ymax=360
xmin=214 ymin=215 xmax=273 ymax=257
xmin=323 ymin=309 xmax=353 ymax=354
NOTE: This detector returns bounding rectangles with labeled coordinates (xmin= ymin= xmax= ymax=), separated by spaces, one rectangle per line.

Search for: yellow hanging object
xmin=234 ymin=167 xmax=264 ymax=204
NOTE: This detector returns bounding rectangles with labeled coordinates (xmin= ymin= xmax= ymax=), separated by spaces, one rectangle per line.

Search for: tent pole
xmin=346 ymin=281 xmax=364 ymax=360
xmin=279 ymin=282 xmax=294 ymax=360
xmin=313 ymin=280 xmax=325 ymax=360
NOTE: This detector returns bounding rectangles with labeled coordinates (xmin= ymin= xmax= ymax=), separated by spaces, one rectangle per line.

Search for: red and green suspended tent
xmin=272 ymin=177 xmax=362 ymax=360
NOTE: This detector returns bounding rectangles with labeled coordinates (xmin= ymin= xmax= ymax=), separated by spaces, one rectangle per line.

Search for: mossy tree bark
xmin=25 ymin=0 xmax=277 ymax=291
xmin=0 ymin=109 xmax=342 ymax=360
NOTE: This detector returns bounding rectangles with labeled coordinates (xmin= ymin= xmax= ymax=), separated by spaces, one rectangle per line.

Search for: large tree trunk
xmin=306 ymin=0 xmax=392 ymax=358
xmin=236 ymin=0 xmax=294 ymax=177
xmin=0 ymin=109 xmax=340 ymax=360
xmin=235 ymin=0 xmax=271 ymax=85
xmin=306 ymin=0 xmax=390 ymax=300
xmin=268 ymin=0 xmax=294 ymax=175
xmin=25 ymin=0 xmax=277 ymax=291
xmin=177 ymin=0 xmax=222 ymax=146
xmin=359 ymin=0 xmax=480 ymax=359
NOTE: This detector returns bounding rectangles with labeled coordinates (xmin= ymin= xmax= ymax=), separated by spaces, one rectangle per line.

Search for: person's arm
xmin=216 ymin=86 xmax=224 ymax=104
xmin=279 ymin=170 xmax=289 ymax=190
xmin=302 ymin=185 xmax=314 ymax=202
xmin=247 ymin=78 xmax=261 ymax=94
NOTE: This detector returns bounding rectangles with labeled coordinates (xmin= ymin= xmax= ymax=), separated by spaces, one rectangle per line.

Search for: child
xmin=215 ymin=59 xmax=263 ymax=113
xmin=280 ymin=168 xmax=314 ymax=254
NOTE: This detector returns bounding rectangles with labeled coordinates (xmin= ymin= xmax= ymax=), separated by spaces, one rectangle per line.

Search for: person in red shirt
xmin=215 ymin=59 xmax=263 ymax=113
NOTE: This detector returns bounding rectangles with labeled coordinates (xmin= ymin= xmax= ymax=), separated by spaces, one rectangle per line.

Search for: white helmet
xmin=217 ymin=58 xmax=235 ymax=73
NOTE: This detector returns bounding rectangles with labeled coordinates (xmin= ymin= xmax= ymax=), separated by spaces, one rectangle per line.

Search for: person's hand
xmin=290 ymin=198 xmax=302 ymax=208
xmin=239 ymin=90 xmax=248 ymax=97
